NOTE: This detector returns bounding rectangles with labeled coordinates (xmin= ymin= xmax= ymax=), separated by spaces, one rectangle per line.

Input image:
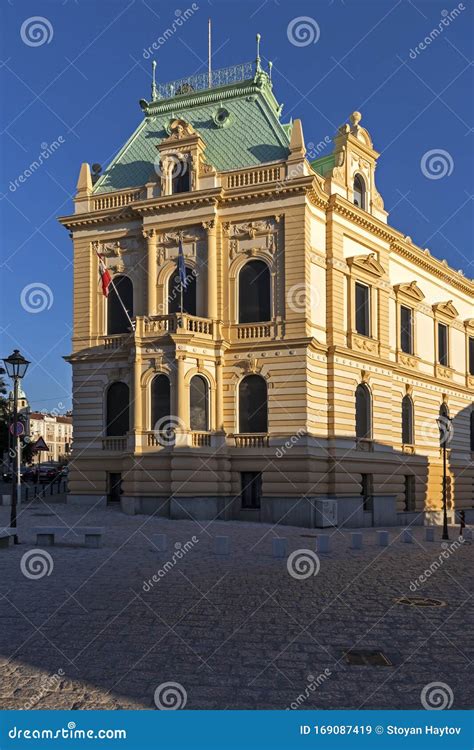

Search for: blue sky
xmin=0 ymin=0 xmax=472 ymax=412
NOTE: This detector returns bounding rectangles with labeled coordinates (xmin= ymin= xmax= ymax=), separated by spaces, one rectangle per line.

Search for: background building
xmin=59 ymin=53 xmax=473 ymax=526
xmin=28 ymin=413 xmax=73 ymax=463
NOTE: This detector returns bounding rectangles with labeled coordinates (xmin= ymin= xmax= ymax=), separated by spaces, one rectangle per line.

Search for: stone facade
xmin=59 ymin=62 xmax=473 ymax=527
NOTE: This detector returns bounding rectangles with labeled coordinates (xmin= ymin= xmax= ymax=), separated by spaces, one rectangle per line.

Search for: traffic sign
xmin=9 ymin=422 xmax=25 ymax=437
xmin=32 ymin=436 xmax=49 ymax=452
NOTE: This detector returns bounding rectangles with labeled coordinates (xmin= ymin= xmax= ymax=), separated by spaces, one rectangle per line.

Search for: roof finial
xmin=255 ymin=33 xmax=261 ymax=72
xmin=268 ymin=60 xmax=273 ymax=81
xmin=151 ymin=60 xmax=158 ymax=102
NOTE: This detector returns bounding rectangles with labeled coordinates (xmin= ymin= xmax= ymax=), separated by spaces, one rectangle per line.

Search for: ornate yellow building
xmin=59 ymin=54 xmax=474 ymax=528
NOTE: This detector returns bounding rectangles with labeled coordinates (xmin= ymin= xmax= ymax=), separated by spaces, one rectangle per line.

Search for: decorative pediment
xmin=347 ymin=253 xmax=385 ymax=278
xmin=393 ymin=281 xmax=425 ymax=303
xmin=464 ymin=318 xmax=474 ymax=331
xmin=432 ymin=300 xmax=459 ymax=319
xmin=165 ymin=118 xmax=196 ymax=141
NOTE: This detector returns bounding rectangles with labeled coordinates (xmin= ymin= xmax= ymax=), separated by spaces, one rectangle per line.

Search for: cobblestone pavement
xmin=0 ymin=499 xmax=472 ymax=711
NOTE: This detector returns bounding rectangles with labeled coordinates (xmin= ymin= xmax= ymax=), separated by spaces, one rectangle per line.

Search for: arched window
xmin=168 ymin=265 xmax=196 ymax=315
xmin=106 ymin=382 xmax=129 ymax=436
xmin=353 ymin=174 xmax=366 ymax=210
xmin=402 ymin=395 xmax=414 ymax=445
xmin=470 ymin=410 xmax=474 ymax=452
xmin=107 ymin=275 xmax=133 ymax=335
xmin=239 ymin=375 xmax=268 ymax=433
xmin=238 ymin=260 xmax=271 ymax=324
xmin=355 ymin=383 xmax=372 ymax=440
xmin=151 ymin=374 xmax=171 ymax=430
xmin=190 ymin=375 xmax=209 ymax=431
xmin=172 ymin=158 xmax=190 ymax=193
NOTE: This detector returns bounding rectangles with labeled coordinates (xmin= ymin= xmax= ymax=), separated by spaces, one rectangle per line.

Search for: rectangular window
xmin=438 ymin=323 xmax=448 ymax=365
xmin=404 ymin=475 xmax=416 ymax=512
xmin=107 ymin=473 xmax=122 ymax=504
xmin=469 ymin=336 xmax=474 ymax=376
xmin=400 ymin=306 xmax=413 ymax=354
xmin=355 ymin=282 xmax=370 ymax=337
xmin=241 ymin=471 xmax=262 ymax=509
xmin=360 ymin=473 xmax=373 ymax=512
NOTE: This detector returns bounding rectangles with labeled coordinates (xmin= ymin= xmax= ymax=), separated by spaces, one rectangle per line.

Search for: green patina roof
xmin=93 ymin=71 xmax=290 ymax=194
xmin=310 ymin=153 xmax=335 ymax=177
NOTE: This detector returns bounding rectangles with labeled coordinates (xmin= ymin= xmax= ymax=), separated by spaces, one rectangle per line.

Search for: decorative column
xmin=215 ymin=357 xmax=224 ymax=432
xmin=203 ymin=220 xmax=217 ymax=319
xmin=175 ymin=354 xmax=188 ymax=438
xmin=133 ymin=344 xmax=142 ymax=448
xmin=143 ymin=229 xmax=157 ymax=317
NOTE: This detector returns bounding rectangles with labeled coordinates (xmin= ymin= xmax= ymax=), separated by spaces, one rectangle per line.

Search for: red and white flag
xmin=96 ymin=252 xmax=111 ymax=297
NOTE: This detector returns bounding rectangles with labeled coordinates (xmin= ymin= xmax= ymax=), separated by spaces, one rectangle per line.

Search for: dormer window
xmin=353 ymin=174 xmax=366 ymax=210
xmin=172 ymin=158 xmax=190 ymax=193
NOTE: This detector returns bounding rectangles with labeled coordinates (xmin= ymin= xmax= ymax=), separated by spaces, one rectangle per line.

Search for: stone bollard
xmin=316 ymin=534 xmax=330 ymax=553
xmin=153 ymin=534 xmax=167 ymax=552
xmin=272 ymin=538 xmax=287 ymax=558
xmin=402 ymin=528 xmax=413 ymax=544
xmin=213 ymin=536 xmax=230 ymax=556
xmin=377 ymin=530 xmax=389 ymax=547
xmin=350 ymin=532 xmax=363 ymax=550
xmin=425 ymin=527 xmax=435 ymax=542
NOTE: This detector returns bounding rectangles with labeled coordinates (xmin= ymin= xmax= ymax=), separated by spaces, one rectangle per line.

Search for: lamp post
xmin=436 ymin=412 xmax=452 ymax=542
xmin=2 ymin=350 xmax=30 ymax=543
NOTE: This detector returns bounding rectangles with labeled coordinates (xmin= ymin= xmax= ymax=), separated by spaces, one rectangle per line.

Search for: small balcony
xmin=139 ymin=313 xmax=215 ymax=340
xmin=233 ymin=433 xmax=269 ymax=448
xmin=102 ymin=437 xmax=127 ymax=451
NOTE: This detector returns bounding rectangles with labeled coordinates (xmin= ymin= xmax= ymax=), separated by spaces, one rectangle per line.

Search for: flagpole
xmin=95 ymin=250 xmax=135 ymax=332
xmin=109 ymin=277 xmax=135 ymax=332
xmin=208 ymin=18 xmax=212 ymax=89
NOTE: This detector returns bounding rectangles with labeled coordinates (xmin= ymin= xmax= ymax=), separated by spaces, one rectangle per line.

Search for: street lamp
xmin=436 ymin=410 xmax=453 ymax=542
xmin=2 ymin=349 xmax=30 ymax=543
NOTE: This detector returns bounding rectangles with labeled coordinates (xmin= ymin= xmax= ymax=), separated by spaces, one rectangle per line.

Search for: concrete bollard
xmin=350 ymin=532 xmax=363 ymax=550
xmin=402 ymin=528 xmax=413 ymax=544
xmin=316 ymin=534 xmax=330 ymax=553
xmin=153 ymin=534 xmax=167 ymax=552
xmin=272 ymin=538 xmax=287 ymax=558
xmin=425 ymin=527 xmax=435 ymax=542
xmin=213 ymin=536 xmax=230 ymax=556
xmin=377 ymin=530 xmax=389 ymax=547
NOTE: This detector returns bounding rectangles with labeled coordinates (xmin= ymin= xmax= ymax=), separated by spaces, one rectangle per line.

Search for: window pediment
xmin=347 ymin=253 xmax=385 ymax=278
xmin=393 ymin=281 xmax=425 ymax=303
xmin=432 ymin=300 xmax=459 ymax=319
